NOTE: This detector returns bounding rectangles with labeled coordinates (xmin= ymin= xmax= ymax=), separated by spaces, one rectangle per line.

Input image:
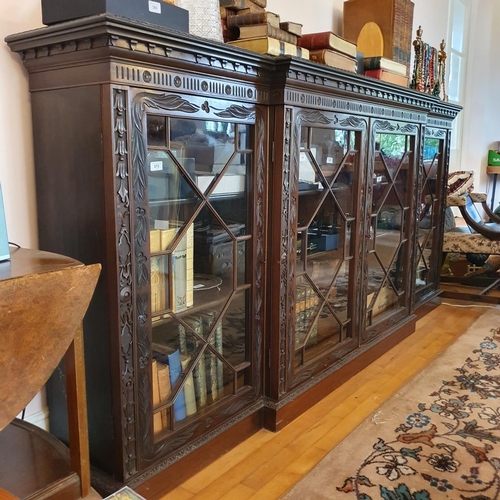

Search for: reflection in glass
xmin=295 ymin=125 xmax=358 ymax=367
xmin=147 ymin=115 xmax=166 ymax=147
xmin=368 ymin=132 xmax=413 ymax=326
xmin=416 ymin=137 xmax=442 ymax=292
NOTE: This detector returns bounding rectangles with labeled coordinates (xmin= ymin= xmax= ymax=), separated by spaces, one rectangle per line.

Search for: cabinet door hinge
xmin=271 ymin=141 xmax=275 ymax=165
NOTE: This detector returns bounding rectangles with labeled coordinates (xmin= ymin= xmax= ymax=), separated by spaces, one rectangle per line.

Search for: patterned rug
xmin=282 ymin=307 xmax=500 ymax=500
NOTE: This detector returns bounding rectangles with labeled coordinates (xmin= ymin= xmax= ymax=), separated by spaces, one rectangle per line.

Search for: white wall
xmin=1 ymin=0 xmax=45 ymax=426
xmin=1 ymin=0 xmax=499 ymax=425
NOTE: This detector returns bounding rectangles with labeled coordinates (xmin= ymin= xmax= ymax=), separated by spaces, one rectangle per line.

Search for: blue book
xmin=167 ymin=349 xmax=187 ymax=422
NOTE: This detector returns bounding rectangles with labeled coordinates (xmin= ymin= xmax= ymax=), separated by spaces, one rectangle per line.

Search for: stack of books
xmin=363 ymin=56 xmax=409 ymax=87
xmin=297 ymin=31 xmax=357 ymax=72
xmin=221 ymin=0 xmax=307 ymax=59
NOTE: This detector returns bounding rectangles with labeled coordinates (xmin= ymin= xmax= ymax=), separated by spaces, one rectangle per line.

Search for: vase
xmin=176 ymin=0 xmax=223 ymax=42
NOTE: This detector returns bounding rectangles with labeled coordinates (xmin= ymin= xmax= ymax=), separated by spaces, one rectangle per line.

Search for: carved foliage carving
xmin=113 ymin=89 xmax=137 ymax=476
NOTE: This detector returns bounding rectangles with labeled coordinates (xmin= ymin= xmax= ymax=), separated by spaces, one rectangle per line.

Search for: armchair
xmin=440 ymin=173 xmax=500 ymax=302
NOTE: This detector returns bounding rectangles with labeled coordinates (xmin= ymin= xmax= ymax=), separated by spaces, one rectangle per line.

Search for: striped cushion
xmin=447 ymin=170 xmax=474 ymax=196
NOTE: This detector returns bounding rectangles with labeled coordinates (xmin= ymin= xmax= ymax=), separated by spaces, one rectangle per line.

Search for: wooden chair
xmin=0 ymin=248 xmax=100 ymax=500
xmin=441 ymin=186 xmax=500 ymax=302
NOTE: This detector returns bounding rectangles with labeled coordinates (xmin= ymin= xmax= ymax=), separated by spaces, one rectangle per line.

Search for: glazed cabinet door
xmin=121 ymin=88 xmax=266 ymax=475
xmin=414 ymin=127 xmax=449 ymax=308
xmin=281 ymin=108 xmax=367 ymax=389
xmin=362 ymin=119 xmax=420 ymax=343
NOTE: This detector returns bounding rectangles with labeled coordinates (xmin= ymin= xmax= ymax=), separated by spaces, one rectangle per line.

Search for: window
xmin=447 ymin=0 xmax=471 ymax=169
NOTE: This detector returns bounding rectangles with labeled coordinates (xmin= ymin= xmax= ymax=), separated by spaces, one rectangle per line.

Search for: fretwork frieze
xmin=113 ymin=63 xmax=267 ymax=104
xmin=284 ymin=90 xmax=428 ymax=123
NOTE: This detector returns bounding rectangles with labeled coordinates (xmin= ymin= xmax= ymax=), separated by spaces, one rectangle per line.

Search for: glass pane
xmin=451 ymin=0 xmax=466 ymax=53
xmin=194 ymin=205 xmax=244 ymax=288
xmin=294 ymin=275 xmax=322 ymax=348
xmin=222 ymin=289 xmax=248 ymax=368
xmin=172 ymin=119 xmax=236 ymax=174
xmin=298 ymin=149 xmax=324 ymax=197
xmin=148 ymin=152 xmax=201 ymax=230
xmin=417 ymin=137 xmax=441 ymax=291
xmin=150 ymin=255 xmax=168 ymax=314
xmin=208 ymin=155 xmax=249 ymax=229
xmin=448 ymin=53 xmax=462 ymax=102
xmin=369 ymin=132 xmax=413 ymax=324
xmin=310 ymin=128 xmax=349 ymax=186
xmin=295 ymin=126 xmax=359 ymax=368
xmin=147 ymin=115 xmax=166 ymax=147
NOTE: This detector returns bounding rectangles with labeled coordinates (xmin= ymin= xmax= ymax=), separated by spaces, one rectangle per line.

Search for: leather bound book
xmin=298 ymin=32 xmax=357 ymax=58
xmin=309 ymin=49 xmax=357 ymax=72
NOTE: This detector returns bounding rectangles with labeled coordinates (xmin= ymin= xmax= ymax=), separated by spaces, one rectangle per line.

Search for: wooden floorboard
xmin=159 ymin=301 xmax=489 ymax=500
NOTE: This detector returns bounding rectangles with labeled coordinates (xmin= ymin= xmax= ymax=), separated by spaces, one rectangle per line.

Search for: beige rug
xmin=283 ymin=307 xmax=500 ymax=500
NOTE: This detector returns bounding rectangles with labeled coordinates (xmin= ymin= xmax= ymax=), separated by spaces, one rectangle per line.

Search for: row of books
xmin=150 ymin=220 xmax=193 ymax=314
xmin=152 ymin=311 xmax=224 ymax=434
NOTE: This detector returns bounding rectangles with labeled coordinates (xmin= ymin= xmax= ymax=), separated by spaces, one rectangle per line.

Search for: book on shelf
xmin=249 ymin=0 xmax=267 ymax=8
xmin=364 ymin=68 xmax=409 ymax=87
xmin=363 ymin=56 xmax=407 ymax=76
xmin=150 ymin=229 xmax=161 ymax=253
xmin=200 ymin=311 xmax=225 ymax=399
xmin=150 ymin=256 xmax=166 ymax=313
xmin=172 ymin=235 xmax=187 ymax=313
xmin=221 ymin=19 xmax=239 ymax=42
xmin=182 ymin=318 xmax=208 ymax=409
xmin=152 ymin=220 xmax=193 ymax=313
xmin=221 ymin=0 xmax=267 ymax=10
xmin=226 ymin=11 xmax=280 ymax=29
xmin=214 ymin=319 xmax=224 ymax=394
xmin=180 ymin=358 xmax=197 ymax=416
xmin=152 ymin=360 xmax=163 ymax=434
xmin=237 ymin=23 xmax=298 ymax=45
xmin=153 ymin=219 xmax=180 ymax=251
xmin=156 ymin=361 xmax=171 ymax=428
xmin=196 ymin=173 xmax=246 ymax=196
xmin=153 ymin=347 xmax=187 ymax=422
xmin=298 ymin=32 xmax=357 ymax=58
xmin=228 ymin=36 xmax=309 ymax=59
xmin=166 ymin=350 xmax=187 ymax=422
xmin=219 ymin=0 xmax=246 ymax=9
xmin=238 ymin=5 xmax=266 ymax=15
xmin=309 ymin=49 xmax=357 ymax=72
xmin=185 ymin=224 xmax=194 ymax=308
xmin=280 ymin=21 xmax=303 ymax=38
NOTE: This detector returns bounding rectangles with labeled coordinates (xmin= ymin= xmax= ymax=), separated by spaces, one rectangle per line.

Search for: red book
xmin=364 ymin=69 xmax=408 ymax=87
xmin=297 ymin=32 xmax=357 ymax=58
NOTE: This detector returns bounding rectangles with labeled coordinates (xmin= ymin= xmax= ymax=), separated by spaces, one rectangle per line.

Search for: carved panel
xmin=113 ymin=88 xmax=137 ymax=477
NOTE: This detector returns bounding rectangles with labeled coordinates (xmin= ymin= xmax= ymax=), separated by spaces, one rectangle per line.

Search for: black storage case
xmin=41 ymin=0 xmax=189 ymax=32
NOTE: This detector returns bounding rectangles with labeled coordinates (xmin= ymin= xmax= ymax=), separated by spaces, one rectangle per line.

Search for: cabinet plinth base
xmin=91 ymin=412 xmax=262 ymax=499
xmin=263 ymin=318 xmax=417 ymax=432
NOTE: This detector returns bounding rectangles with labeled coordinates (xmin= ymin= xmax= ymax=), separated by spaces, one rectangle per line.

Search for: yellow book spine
xmin=152 ymin=360 xmax=163 ymax=434
xmin=186 ymin=223 xmax=194 ymax=308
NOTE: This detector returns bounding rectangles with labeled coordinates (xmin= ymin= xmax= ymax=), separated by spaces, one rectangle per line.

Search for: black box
xmin=41 ymin=0 xmax=189 ymax=32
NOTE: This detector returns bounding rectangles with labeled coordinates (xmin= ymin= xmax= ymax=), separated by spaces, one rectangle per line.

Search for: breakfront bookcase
xmin=6 ymin=15 xmax=460 ymax=495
